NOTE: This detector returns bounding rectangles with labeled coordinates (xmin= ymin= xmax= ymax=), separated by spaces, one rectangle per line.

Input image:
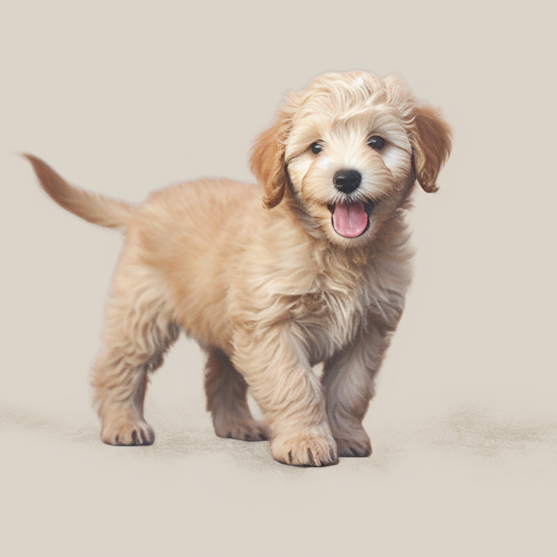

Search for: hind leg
xmin=93 ymin=261 xmax=179 ymax=446
xmin=204 ymin=348 xmax=267 ymax=441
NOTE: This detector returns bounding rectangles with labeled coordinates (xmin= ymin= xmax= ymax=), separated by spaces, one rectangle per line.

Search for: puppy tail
xmin=23 ymin=154 xmax=134 ymax=230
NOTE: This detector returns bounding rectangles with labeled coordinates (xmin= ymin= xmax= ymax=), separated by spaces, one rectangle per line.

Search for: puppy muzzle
xmin=328 ymin=199 xmax=374 ymax=238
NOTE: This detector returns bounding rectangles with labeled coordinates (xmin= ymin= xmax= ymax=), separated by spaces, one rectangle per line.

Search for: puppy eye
xmin=310 ymin=142 xmax=324 ymax=154
xmin=367 ymin=136 xmax=385 ymax=151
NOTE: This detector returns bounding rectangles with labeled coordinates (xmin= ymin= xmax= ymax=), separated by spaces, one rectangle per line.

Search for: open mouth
xmin=328 ymin=199 xmax=375 ymax=238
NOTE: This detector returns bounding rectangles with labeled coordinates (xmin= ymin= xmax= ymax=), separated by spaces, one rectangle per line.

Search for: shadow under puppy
xmin=26 ymin=71 xmax=451 ymax=467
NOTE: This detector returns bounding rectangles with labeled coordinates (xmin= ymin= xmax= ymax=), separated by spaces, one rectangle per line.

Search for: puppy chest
xmin=291 ymin=289 xmax=367 ymax=362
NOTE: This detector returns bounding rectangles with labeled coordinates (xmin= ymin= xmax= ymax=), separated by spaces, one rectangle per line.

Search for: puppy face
xmin=250 ymin=72 xmax=452 ymax=247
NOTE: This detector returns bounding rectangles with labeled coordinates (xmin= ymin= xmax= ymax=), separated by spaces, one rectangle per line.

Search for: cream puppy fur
xmin=26 ymin=71 xmax=451 ymax=467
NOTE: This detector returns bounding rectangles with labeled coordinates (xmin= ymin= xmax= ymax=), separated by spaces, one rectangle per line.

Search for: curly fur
xmin=25 ymin=71 xmax=451 ymax=466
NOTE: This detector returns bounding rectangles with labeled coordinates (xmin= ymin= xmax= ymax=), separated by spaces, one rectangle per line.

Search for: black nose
xmin=333 ymin=169 xmax=362 ymax=194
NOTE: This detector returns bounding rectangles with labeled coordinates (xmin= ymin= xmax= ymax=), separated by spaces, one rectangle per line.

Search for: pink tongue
xmin=332 ymin=201 xmax=369 ymax=238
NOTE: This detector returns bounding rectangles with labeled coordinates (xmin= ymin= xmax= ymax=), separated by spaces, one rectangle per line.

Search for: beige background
xmin=1 ymin=1 xmax=556 ymax=555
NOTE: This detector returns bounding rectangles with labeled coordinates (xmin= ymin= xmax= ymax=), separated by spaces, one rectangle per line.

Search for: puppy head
xmin=250 ymin=71 xmax=452 ymax=246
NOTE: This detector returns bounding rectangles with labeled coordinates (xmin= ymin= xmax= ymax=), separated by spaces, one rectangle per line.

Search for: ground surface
xmin=2 ymin=393 xmax=557 ymax=556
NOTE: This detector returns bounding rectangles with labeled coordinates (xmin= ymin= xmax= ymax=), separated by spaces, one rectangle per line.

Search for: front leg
xmin=322 ymin=325 xmax=392 ymax=457
xmin=232 ymin=326 xmax=338 ymax=467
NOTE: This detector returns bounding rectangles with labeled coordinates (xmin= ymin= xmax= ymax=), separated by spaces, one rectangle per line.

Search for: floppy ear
xmin=250 ymin=107 xmax=292 ymax=209
xmin=411 ymin=104 xmax=452 ymax=193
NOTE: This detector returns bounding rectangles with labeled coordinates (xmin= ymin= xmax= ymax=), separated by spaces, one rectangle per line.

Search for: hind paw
xmin=101 ymin=420 xmax=155 ymax=446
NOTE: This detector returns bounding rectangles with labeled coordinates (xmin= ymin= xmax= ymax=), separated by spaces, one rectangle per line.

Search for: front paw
xmin=271 ymin=426 xmax=339 ymax=467
xmin=333 ymin=425 xmax=371 ymax=457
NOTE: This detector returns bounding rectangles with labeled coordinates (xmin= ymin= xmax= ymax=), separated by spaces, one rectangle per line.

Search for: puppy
xmin=26 ymin=71 xmax=451 ymax=467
